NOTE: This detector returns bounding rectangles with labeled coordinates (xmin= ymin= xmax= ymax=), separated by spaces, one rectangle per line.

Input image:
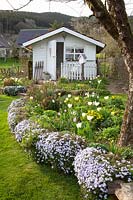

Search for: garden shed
xmin=22 ymin=27 xmax=105 ymax=80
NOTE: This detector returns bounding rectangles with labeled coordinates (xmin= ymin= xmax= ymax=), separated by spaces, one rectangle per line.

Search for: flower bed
xmin=7 ymin=79 xmax=133 ymax=199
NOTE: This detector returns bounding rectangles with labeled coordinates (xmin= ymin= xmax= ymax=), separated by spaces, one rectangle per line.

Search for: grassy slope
xmin=0 ymin=95 xmax=82 ymax=200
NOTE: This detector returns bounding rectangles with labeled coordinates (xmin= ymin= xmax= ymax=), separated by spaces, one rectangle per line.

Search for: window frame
xmin=65 ymin=47 xmax=84 ymax=61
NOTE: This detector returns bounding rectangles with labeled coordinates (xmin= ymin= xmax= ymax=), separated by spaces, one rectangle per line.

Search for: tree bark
xmin=118 ymin=56 xmax=133 ymax=146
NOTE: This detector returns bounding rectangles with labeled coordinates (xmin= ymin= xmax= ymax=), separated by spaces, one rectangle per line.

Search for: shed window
xmin=65 ymin=47 xmax=84 ymax=61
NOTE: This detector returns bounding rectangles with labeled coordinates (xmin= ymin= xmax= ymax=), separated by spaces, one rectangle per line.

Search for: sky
xmin=0 ymin=0 xmax=133 ymax=17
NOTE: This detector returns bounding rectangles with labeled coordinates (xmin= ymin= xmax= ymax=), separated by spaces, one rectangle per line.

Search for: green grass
xmin=0 ymin=58 xmax=20 ymax=68
xmin=0 ymin=95 xmax=82 ymax=200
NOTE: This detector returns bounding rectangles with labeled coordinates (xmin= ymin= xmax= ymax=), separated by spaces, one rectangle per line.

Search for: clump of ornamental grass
xmin=74 ymin=147 xmax=133 ymax=200
xmin=36 ymin=132 xmax=87 ymax=174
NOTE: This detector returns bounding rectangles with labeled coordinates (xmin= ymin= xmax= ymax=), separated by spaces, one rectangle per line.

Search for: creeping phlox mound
xmin=74 ymin=147 xmax=133 ymax=200
xmin=8 ymin=98 xmax=27 ymax=132
xmin=36 ymin=132 xmax=87 ymax=174
xmin=14 ymin=119 xmax=44 ymax=142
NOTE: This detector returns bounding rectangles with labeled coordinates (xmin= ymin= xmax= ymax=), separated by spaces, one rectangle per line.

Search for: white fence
xmin=61 ymin=61 xmax=97 ymax=80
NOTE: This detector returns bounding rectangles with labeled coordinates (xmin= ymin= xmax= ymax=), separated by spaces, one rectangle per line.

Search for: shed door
xmin=56 ymin=42 xmax=64 ymax=79
xmin=47 ymin=40 xmax=56 ymax=80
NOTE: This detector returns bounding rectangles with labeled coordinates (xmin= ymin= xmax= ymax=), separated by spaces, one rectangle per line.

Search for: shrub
xmin=74 ymin=147 xmax=133 ymax=200
xmin=36 ymin=132 xmax=87 ymax=174
xmin=3 ymin=78 xmax=16 ymax=86
xmin=3 ymin=86 xmax=27 ymax=96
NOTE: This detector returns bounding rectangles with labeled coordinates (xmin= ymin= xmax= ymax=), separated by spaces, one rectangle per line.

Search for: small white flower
xmin=98 ymin=80 xmax=102 ymax=84
xmin=104 ymin=96 xmax=109 ymax=100
xmin=68 ymin=94 xmax=71 ymax=98
xmin=74 ymin=96 xmax=79 ymax=101
xmin=73 ymin=117 xmax=77 ymax=122
xmin=76 ymin=122 xmax=82 ymax=128
xmin=82 ymin=113 xmax=86 ymax=118
xmin=88 ymin=102 xmax=92 ymax=106
xmin=30 ymin=96 xmax=33 ymax=100
xmin=52 ymin=99 xmax=55 ymax=103
xmin=97 ymin=107 xmax=101 ymax=111
xmin=68 ymin=104 xmax=72 ymax=108
xmin=91 ymin=93 xmax=95 ymax=97
xmin=85 ymin=92 xmax=89 ymax=97
xmin=93 ymin=101 xmax=100 ymax=106
xmin=64 ymin=98 xmax=68 ymax=102
xmin=87 ymin=115 xmax=93 ymax=121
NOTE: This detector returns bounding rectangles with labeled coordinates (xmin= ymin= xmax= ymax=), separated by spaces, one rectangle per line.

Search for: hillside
xmin=0 ymin=10 xmax=73 ymax=34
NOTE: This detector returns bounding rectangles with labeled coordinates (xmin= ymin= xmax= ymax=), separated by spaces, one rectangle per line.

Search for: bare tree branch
xmin=6 ymin=0 xmax=33 ymax=11
xmin=85 ymin=0 xmax=119 ymax=40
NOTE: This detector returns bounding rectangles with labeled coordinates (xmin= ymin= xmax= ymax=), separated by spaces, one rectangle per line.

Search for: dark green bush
xmin=3 ymin=86 xmax=27 ymax=96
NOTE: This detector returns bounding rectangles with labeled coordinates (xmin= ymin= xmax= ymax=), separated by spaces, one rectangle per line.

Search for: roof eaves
xmin=23 ymin=27 xmax=105 ymax=48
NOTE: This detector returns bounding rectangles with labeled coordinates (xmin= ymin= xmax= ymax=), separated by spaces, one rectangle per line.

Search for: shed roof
xmin=16 ymin=29 xmax=49 ymax=46
xmin=22 ymin=27 xmax=105 ymax=53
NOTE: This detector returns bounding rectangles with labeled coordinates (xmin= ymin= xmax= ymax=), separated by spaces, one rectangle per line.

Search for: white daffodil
xmin=98 ymin=79 xmax=102 ymax=84
xmin=82 ymin=113 xmax=86 ymax=118
xmin=87 ymin=115 xmax=93 ymax=121
xmin=30 ymin=96 xmax=33 ymax=100
xmin=97 ymin=107 xmax=102 ymax=111
xmin=88 ymin=102 xmax=92 ymax=106
xmin=73 ymin=117 xmax=77 ymax=122
xmin=76 ymin=122 xmax=82 ymax=128
xmin=74 ymin=96 xmax=79 ymax=101
xmin=68 ymin=94 xmax=71 ymax=98
xmin=68 ymin=104 xmax=72 ymax=108
xmin=104 ymin=96 xmax=109 ymax=100
xmin=93 ymin=101 xmax=100 ymax=106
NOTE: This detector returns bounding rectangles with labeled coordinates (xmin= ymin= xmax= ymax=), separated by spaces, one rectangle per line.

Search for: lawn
xmin=0 ymin=58 xmax=20 ymax=68
xmin=0 ymin=95 xmax=82 ymax=200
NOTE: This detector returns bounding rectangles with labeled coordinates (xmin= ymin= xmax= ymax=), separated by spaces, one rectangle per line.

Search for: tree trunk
xmin=118 ymin=56 xmax=133 ymax=147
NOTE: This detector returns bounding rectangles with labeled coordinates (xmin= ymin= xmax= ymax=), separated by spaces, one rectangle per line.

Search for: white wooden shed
xmin=22 ymin=27 xmax=105 ymax=80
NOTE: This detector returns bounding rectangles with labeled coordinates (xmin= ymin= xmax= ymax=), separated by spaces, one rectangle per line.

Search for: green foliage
xmin=96 ymin=126 xmax=120 ymax=143
xmin=58 ymin=77 xmax=69 ymax=83
xmin=100 ymin=62 xmax=111 ymax=77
